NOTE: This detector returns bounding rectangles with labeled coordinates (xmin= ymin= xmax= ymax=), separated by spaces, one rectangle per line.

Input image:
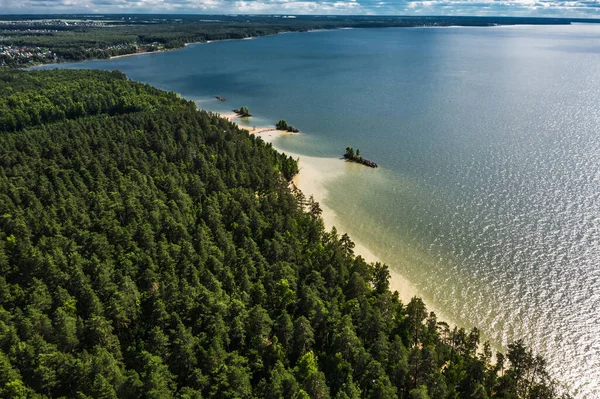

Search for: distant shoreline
xmin=106 ymin=33 xmax=293 ymax=61
xmin=109 ymin=41 xmax=200 ymax=60
xmin=32 ymin=21 xmax=596 ymax=67
xmin=109 ymin=50 xmax=166 ymax=60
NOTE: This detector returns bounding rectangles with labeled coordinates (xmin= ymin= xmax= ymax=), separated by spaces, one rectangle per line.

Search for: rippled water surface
xmin=39 ymin=24 xmax=600 ymax=396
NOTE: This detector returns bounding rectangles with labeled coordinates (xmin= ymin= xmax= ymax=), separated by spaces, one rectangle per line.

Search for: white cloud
xmin=5 ymin=0 xmax=600 ymax=16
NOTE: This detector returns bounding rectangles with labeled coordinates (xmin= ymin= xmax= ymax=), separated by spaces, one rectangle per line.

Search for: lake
xmin=38 ymin=24 xmax=600 ymax=397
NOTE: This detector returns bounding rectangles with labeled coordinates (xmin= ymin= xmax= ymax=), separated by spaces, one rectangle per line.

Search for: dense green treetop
xmin=0 ymin=70 xmax=184 ymax=131
xmin=276 ymin=120 xmax=299 ymax=133
xmin=234 ymin=106 xmax=252 ymax=117
xmin=0 ymin=69 xmax=568 ymax=398
xmin=344 ymin=147 xmax=377 ymax=168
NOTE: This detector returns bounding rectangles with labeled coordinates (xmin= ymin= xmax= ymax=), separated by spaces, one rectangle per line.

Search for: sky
xmin=1 ymin=0 xmax=599 ymax=18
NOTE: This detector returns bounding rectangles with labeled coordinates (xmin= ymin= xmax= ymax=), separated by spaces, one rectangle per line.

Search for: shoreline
xmin=107 ymin=35 xmax=269 ymax=61
xmin=106 ymin=32 xmax=299 ymax=62
xmin=108 ymin=40 xmax=204 ymax=60
xmin=222 ymin=112 xmax=446 ymax=313
xmin=110 ymin=50 xmax=166 ymax=60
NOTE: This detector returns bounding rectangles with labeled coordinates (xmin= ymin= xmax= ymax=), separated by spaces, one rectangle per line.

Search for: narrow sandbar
xmin=110 ymin=50 xmax=165 ymax=60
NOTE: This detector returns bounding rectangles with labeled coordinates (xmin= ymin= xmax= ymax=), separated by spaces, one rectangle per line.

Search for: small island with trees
xmin=344 ymin=146 xmax=378 ymax=168
xmin=233 ymin=105 xmax=252 ymax=117
xmin=275 ymin=119 xmax=300 ymax=133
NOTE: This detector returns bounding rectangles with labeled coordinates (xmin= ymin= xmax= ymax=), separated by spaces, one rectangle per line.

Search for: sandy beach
xmin=218 ymin=112 xmax=282 ymax=134
xmin=276 ymin=145 xmax=423 ymax=307
xmin=271 ymin=136 xmax=461 ymax=328
xmin=110 ymin=50 xmax=166 ymax=60
xmin=223 ymin=112 xmax=428 ymax=308
xmin=109 ymin=40 xmax=204 ymax=60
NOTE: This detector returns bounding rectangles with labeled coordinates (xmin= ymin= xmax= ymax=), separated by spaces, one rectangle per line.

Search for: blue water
xmin=38 ymin=24 xmax=600 ymax=397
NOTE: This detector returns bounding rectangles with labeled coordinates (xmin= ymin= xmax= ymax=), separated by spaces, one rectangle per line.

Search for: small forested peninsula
xmin=0 ymin=69 xmax=568 ymax=398
xmin=344 ymin=147 xmax=378 ymax=168
xmin=276 ymin=120 xmax=300 ymax=133
xmin=233 ymin=106 xmax=252 ymax=117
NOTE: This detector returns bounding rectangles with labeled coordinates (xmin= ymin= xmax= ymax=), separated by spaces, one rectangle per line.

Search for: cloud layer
xmin=2 ymin=0 xmax=600 ymax=18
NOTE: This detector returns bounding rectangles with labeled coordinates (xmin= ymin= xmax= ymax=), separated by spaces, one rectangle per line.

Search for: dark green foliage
xmin=0 ymin=69 xmax=179 ymax=131
xmin=345 ymin=147 xmax=355 ymax=159
xmin=344 ymin=147 xmax=378 ymax=168
xmin=275 ymin=120 xmax=299 ymax=133
xmin=0 ymin=69 xmax=568 ymax=398
xmin=233 ymin=106 xmax=251 ymax=117
xmin=276 ymin=120 xmax=288 ymax=131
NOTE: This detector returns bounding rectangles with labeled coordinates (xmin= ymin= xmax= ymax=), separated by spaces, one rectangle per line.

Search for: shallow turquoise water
xmin=38 ymin=24 xmax=600 ymax=397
